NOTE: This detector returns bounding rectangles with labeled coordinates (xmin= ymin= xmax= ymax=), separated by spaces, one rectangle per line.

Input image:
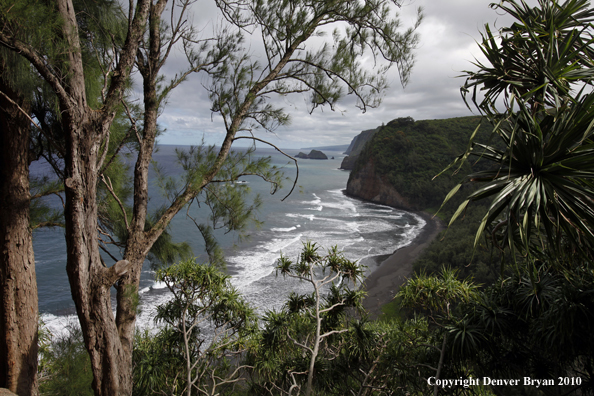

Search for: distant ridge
xmin=339 ymin=127 xmax=381 ymax=170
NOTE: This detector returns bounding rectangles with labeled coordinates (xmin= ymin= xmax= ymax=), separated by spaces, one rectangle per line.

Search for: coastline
xmin=361 ymin=211 xmax=444 ymax=319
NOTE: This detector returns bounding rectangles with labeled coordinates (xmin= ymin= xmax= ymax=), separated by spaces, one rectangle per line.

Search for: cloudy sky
xmin=155 ymin=0 xmax=522 ymax=149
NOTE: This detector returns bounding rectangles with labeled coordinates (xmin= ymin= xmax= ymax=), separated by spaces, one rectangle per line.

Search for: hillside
xmin=346 ymin=115 xmax=492 ymax=211
xmin=346 ymin=115 xmax=501 ymax=284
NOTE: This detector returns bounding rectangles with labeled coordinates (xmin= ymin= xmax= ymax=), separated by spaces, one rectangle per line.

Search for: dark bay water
xmin=33 ymin=145 xmax=425 ymax=334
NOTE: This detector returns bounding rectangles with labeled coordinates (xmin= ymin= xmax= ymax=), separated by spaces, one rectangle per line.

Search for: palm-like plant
xmin=462 ymin=0 xmax=594 ymax=116
xmin=445 ymin=0 xmax=594 ymax=260
xmin=437 ymin=3 xmax=594 ymax=389
xmin=449 ymin=262 xmax=594 ymax=391
xmin=459 ymin=95 xmax=594 ymax=258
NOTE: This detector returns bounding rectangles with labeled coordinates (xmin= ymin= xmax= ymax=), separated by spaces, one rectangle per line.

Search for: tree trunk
xmin=0 ymin=75 xmax=38 ymax=396
xmin=61 ymin=114 xmax=135 ymax=395
xmin=115 ymin=0 xmax=168 ymax=370
xmin=51 ymin=0 xmax=150 ymax=392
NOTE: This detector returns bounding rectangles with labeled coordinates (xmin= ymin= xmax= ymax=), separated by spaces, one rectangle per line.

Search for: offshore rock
xmin=307 ymin=150 xmax=328 ymax=160
xmin=296 ymin=150 xmax=328 ymax=159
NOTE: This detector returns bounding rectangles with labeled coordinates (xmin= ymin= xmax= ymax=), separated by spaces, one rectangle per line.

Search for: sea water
xmin=33 ymin=145 xmax=425 ymax=335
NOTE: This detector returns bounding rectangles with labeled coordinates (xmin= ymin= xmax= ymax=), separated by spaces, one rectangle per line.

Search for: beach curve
xmin=361 ymin=211 xmax=444 ymax=319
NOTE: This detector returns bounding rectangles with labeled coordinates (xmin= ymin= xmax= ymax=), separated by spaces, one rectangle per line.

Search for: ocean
xmin=33 ymin=145 xmax=425 ymax=335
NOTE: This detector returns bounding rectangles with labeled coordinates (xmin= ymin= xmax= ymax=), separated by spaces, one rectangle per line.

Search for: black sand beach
xmin=362 ymin=212 xmax=444 ymax=318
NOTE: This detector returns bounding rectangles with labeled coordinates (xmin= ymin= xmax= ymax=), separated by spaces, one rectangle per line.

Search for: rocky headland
xmin=339 ymin=128 xmax=378 ymax=170
xmin=345 ymin=159 xmax=414 ymax=210
xmin=344 ymin=115 xmax=489 ymax=211
xmin=344 ymin=117 xmax=419 ymax=210
xmin=343 ymin=115 xmax=491 ymax=317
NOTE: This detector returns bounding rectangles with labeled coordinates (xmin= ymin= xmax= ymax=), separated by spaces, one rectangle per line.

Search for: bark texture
xmin=51 ymin=0 xmax=150 ymax=393
xmin=0 ymin=75 xmax=38 ymax=395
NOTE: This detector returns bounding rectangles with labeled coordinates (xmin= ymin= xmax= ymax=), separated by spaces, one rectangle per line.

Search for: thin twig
xmin=232 ymin=136 xmax=299 ymax=200
xmin=0 ymin=90 xmax=42 ymax=130
xmin=100 ymin=174 xmax=130 ymax=231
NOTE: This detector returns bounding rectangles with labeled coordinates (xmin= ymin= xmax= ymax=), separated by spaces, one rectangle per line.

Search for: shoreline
xmin=361 ymin=211 xmax=444 ymax=319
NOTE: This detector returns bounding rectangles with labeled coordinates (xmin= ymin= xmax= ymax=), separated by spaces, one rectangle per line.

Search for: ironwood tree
xmin=0 ymin=0 xmax=422 ymax=394
xmin=0 ymin=52 xmax=38 ymax=396
xmin=0 ymin=0 xmax=151 ymax=394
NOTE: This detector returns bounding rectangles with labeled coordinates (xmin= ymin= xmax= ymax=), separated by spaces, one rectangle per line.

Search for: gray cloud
xmin=156 ymin=0 xmax=531 ymax=149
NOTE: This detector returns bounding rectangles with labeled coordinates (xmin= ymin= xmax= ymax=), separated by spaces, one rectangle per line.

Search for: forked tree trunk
xmin=0 ymin=0 xmax=149 ymax=392
xmin=51 ymin=0 xmax=149 ymax=392
xmin=0 ymin=75 xmax=38 ymax=396
xmin=61 ymin=110 xmax=138 ymax=395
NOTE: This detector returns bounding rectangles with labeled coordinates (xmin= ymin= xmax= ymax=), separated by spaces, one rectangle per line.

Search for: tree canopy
xmin=0 ymin=0 xmax=422 ymax=394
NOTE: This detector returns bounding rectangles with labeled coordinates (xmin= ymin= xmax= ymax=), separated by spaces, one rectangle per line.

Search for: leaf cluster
xmin=462 ymin=0 xmax=594 ymax=116
xmin=155 ymin=258 xmax=257 ymax=336
xmin=405 ymin=3 xmax=594 ymax=394
xmin=38 ymin=323 xmax=94 ymax=396
xmin=141 ymin=258 xmax=257 ymax=395
xmin=208 ymin=0 xmax=422 ymax=139
xmin=250 ymin=310 xmax=439 ymax=395
xmin=446 ymin=0 xmax=594 ymax=261
xmin=445 ymin=260 xmax=594 ymax=395
xmin=398 ymin=267 xmax=479 ymax=319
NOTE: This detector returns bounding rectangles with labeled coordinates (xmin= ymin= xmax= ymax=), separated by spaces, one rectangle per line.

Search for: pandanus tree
xmin=253 ymin=243 xmax=366 ymax=396
xmin=146 ymin=258 xmax=257 ymax=396
xmin=442 ymin=0 xmax=594 ymax=261
xmin=426 ymin=1 xmax=594 ymax=393
xmin=398 ymin=267 xmax=479 ymax=396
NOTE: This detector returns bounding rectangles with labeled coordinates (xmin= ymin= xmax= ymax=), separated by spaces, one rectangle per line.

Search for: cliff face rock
xmin=344 ymin=128 xmax=378 ymax=156
xmin=341 ymin=127 xmax=380 ymax=170
xmin=345 ymin=115 xmax=490 ymax=211
xmin=339 ymin=155 xmax=357 ymax=170
xmin=346 ymin=159 xmax=414 ymax=211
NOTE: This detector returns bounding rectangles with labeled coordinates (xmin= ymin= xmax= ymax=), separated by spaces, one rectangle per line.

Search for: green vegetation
xmin=38 ymin=324 xmax=94 ymax=396
xmin=398 ymin=0 xmax=594 ymax=394
xmin=351 ymin=115 xmax=494 ymax=210
xmin=414 ymin=202 xmax=504 ymax=285
xmin=20 ymin=0 xmax=594 ymax=395
xmin=135 ymin=259 xmax=257 ymax=396
xmin=0 ymin=0 xmax=422 ymax=393
xmin=132 ymin=246 xmax=442 ymax=396
xmin=353 ymin=1 xmax=594 ymax=395
xmin=350 ymin=115 xmax=505 ymax=284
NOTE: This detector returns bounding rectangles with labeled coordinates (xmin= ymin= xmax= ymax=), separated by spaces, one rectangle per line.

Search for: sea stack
xmin=307 ymin=150 xmax=328 ymax=160
xmin=296 ymin=150 xmax=328 ymax=159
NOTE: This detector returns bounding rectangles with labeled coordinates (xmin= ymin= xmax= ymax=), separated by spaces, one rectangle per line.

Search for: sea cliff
xmin=345 ymin=116 xmax=490 ymax=211
xmin=340 ymin=128 xmax=379 ymax=170
xmin=345 ymin=159 xmax=414 ymax=210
